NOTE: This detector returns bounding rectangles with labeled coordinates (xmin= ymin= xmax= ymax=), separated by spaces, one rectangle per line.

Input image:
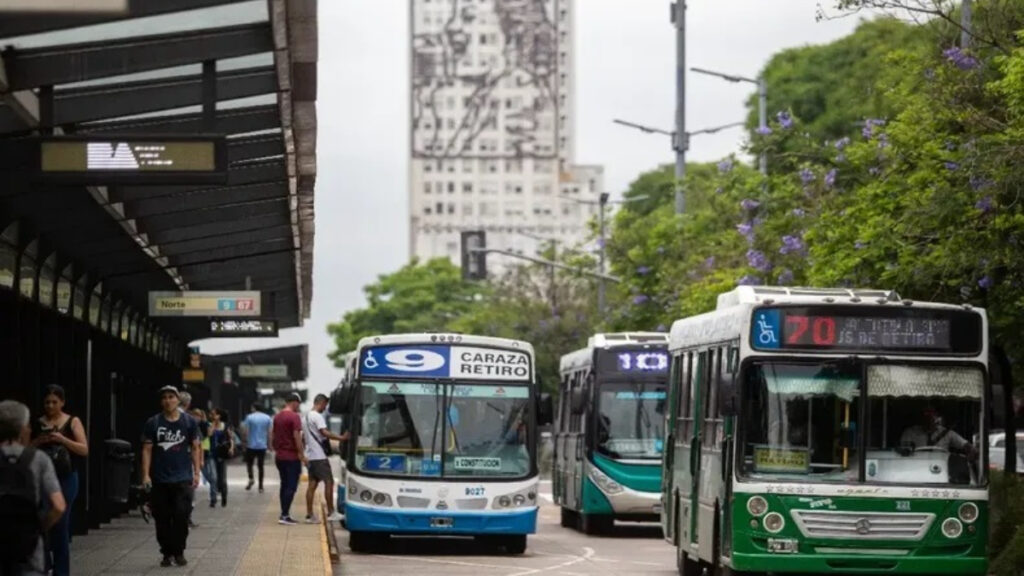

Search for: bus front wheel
xmin=559 ymin=507 xmax=577 ymax=528
xmin=348 ymin=531 xmax=381 ymax=554
xmin=580 ymin=513 xmax=612 ymax=535
xmin=504 ymin=535 xmax=527 ymax=555
xmin=676 ymin=544 xmax=700 ymax=576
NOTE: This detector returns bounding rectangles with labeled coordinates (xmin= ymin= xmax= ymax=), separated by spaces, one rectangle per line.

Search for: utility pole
xmin=672 ymin=1 xmax=687 ymax=215
xmin=961 ymin=0 xmax=972 ymax=49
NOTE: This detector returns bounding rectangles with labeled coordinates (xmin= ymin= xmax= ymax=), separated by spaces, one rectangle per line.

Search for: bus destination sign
xmin=751 ymin=306 xmax=981 ymax=354
xmin=208 ymin=320 xmax=278 ymax=338
xmin=597 ymin=349 xmax=669 ymax=374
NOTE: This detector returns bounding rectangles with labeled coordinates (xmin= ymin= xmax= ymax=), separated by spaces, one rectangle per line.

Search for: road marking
xmin=589 ymin=556 xmax=663 ymax=567
xmin=507 ymin=546 xmax=595 ymax=576
xmin=539 ymin=492 xmax=554 ymax=502
xmin=373 ymin=554 xmax=518 ymax=571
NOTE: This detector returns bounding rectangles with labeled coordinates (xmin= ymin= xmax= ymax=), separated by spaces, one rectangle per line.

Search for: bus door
xmin=568 ymin=372 xmax=588 ymax=510
xmin=686 ymin=351 xmax=708 ymax=552
xmin=672 ymin=352 xmax=694 ymax=546
xmin=661 ymin=356 xmax=680 ymax=538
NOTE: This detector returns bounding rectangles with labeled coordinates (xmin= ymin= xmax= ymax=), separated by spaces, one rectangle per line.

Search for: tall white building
xmin=409 ymin=0 xmax=604 ymax=266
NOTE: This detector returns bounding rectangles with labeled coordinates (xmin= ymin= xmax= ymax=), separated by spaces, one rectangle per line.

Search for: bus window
xmin=676 ymin=352 xmax=693 ymax=438
xmin=739 ymin=362 xmax=861 ymax=482
xmin=703 ymin=348 xmax=722 ymax=449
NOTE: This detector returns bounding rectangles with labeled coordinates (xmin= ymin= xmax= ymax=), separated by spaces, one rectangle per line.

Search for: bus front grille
xmin=791 ymin=510 xmax=935 ymax=541
xmin=396 ymin=496 xmax=431 ymax=509
xmin=456 ymin=498 xmax=489 ymax=510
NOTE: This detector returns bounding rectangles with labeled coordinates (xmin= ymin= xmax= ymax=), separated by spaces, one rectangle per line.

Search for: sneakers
xmin=305 ymin=514 xmax=320 ymax=524
xmin=326 ymin=511 xmax=344 ymax=523
xmin=160 ymin=556 xmax=173 ymax=567
xmin=246 ymin=479 xmax=254 ymax=491
xmin=259 ymin=487 xmax=265 ymax=494
xmin=173 ymin=555 xmax=188 ymax=567
xmin=188 ymin=520 xmax=199 ymax=528
xmin=278 ymin=516 xmax=298 ymax=525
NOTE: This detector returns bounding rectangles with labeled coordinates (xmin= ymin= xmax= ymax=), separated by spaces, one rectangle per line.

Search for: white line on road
xmin=372 ymin=554 xmax=518 ymax=571
xmin=538 ymin=492 xmax=554 ymax=502
xmin=506 ymin=547 xmax=595 ymax=576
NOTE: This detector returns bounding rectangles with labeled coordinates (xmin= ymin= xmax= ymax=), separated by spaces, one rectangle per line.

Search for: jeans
xmin=200 ymin=453 xmax=217 ymax=504
xmin=275 ymin=459 xmax=302 ymax=518
xmin=47 ymin=471 xmax=78 ymax=576
xmin=151 ymin=483 xmax=192 ymax=557
xmin=244 ymin=448 xmax=267 ymax=488
xmin=213 ymin=457 xmax=228 ymax=506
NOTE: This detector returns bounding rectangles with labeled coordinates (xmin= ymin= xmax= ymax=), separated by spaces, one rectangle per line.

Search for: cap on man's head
xmin=159 ymin=385 xmax=180 ymax=398
xmin=286 ymin=392 xmax=302 ymax=404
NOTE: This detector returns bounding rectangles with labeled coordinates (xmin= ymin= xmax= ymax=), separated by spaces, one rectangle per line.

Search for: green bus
xmin=554 ymin=332 xmax=670 ymax=534
xmin=664 ymin=286 xmax=991 ymax=575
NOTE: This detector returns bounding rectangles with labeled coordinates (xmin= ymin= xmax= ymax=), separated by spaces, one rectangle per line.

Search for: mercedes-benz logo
xmin=855 ymin=518 xmax=872 ymax=535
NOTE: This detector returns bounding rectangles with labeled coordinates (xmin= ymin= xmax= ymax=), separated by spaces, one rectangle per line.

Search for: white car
xmin=988 ymin=431 xmax=1024 ymax=475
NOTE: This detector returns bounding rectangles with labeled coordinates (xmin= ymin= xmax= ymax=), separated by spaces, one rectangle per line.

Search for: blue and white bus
xmin=332 ymin=333 xmax=553 ymax=554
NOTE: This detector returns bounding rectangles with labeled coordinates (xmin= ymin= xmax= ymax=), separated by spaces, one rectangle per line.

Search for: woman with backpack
xmin=32 ymin=385 xmax=88 ymax=576
xmin=209 ymin=409 xmax=235 ymax=508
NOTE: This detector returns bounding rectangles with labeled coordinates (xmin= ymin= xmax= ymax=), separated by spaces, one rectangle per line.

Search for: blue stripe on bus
xmin=344 ymin=502 xmax=538 ymax=535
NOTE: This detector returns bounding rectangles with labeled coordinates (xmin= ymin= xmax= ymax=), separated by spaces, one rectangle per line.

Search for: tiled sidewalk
xmin=72 ymin=463 xmax=330 ymax=576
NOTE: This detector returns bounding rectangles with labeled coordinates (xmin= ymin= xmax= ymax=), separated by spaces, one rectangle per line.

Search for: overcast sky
xmin=199 ymin=0 xmax=870 ymax=399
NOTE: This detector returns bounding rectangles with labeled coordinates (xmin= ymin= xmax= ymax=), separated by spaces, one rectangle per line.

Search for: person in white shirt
xmin=899 ymin=405 xmax=976 ymax=458
xmin=302 ymin=394 xmax=348 ymax=523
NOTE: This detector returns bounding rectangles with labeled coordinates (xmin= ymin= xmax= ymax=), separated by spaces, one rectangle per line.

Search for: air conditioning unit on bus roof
xmin=588 ymin=332 xmax=669 ymax=347
xmin=716 ymin=286 xmax=901 ymax=310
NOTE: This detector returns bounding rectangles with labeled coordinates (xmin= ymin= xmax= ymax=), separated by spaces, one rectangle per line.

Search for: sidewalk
xmin=71 ymin=463 xmax=331 ymax=576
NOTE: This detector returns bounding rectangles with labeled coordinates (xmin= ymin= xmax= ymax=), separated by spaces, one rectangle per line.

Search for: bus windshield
xmin=740 ymin=362 xmax=983 ymax=486
xmin=354 ymin=381 xmax=531 ymax=478
xmin=595 ymin=382 xmax=667 ymax=460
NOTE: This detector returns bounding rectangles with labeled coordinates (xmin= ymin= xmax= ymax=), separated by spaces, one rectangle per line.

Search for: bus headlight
xmin=513 ymin=494 xmax=527 ymax=506
xmin=360 ymin=490 xmax=372 ymax=502
xmin=958 ymin=502 xmax=979 ymax=524
xmin=942 ymin=518 xmax=963 ymax=538
xmin=589 ymin=466 xmax=624 ymax=495
xmin=491 ymin=486 xmax=537 ymax=510
xmin=348 ymin=479 xmax=393 ymax=507
xmin=498 ymin=495 xmax=512 ymax=508
xmin=763 ymin=512 xmax=785 ymax=534
xmin=746 ymin=496 xmax=768 ymax=517
xmin=373 ymin=493 xmax=387 ymax=505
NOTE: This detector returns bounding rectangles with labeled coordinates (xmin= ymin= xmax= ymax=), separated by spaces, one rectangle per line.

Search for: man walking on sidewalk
xmin=272 ymin=393 xmax=305 ymax=525
xmin=303 ymin=394 xmax=348 ymax=524
xmin=241 ymin=403 xmax=272 ymax=493
xmin=141 ymin=386 xmax=201 ymax=567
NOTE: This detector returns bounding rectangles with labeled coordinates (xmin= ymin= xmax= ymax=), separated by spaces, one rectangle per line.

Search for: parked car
xmin=988 ymin=431 xmax=1024 ymax=476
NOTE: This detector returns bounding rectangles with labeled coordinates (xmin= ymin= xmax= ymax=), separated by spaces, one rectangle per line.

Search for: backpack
xmin=0 ymin=447 xmax=43 ymax=568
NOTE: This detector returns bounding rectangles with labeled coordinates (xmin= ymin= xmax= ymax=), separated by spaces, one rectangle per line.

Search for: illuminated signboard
xmin=208 ymin=320 xmax=278 ymax=338
xmin=149 ymin=291 xmax=260 ymax=317
xmin=751 ymin=306 xmax=983 ymax=354
xmin=239 ymin=365 xmax=289 ymax=379
xmin=37 ymin=136 xmax=227 ymax=185
xmin=597 ymin=348 xmax=670 ymax=375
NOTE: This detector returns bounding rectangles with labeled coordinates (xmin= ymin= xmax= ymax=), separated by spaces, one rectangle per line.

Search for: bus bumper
xmin=345 ymin=502 xmax=538 ymax=535
xmin=730 ymin=552 xmax=987 ymax=574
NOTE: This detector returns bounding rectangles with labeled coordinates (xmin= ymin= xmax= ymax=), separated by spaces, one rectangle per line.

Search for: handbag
xmin=214 ymin=426 xmax=234 ymax=460
xmin=305 ymin=414 xmax=332 ymax=457
xmin=37 ymin=419 xmax=74 ymax=478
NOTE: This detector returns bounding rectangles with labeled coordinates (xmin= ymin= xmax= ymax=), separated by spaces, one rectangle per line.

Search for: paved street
xmin=333 ymin=481 xmax=677 ymax=576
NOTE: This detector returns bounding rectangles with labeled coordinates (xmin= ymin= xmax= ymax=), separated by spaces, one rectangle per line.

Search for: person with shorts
xmin=302 ymin=394 xmax=348 ymax=523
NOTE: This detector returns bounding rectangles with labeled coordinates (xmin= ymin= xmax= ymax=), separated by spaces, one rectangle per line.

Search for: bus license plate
xmin=767 ymin=538 xmax=798 ymax=553
xmin=430 ymin=517 xmax=454 ymax=529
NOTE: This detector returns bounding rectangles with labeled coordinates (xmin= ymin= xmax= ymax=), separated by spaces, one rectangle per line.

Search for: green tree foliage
xmin=326 ymin=258 xmax=483 ymax=365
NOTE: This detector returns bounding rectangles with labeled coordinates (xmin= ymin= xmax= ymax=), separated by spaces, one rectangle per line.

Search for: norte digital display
xmin=751 ymin=306 xmax=982 ymax=354
xmin=597 ymin=349 xmax=669 ymax=374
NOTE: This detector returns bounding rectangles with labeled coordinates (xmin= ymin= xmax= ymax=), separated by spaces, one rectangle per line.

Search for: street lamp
xmin=560 ymin=193 xmax=650 ymax=315
xmin=690 ymin=66 xmax=768 ymax=176
xmin=512 ymin=229 xmax=560 ymax=308
xmin=613 ymin=119 xmax=746 ymax=152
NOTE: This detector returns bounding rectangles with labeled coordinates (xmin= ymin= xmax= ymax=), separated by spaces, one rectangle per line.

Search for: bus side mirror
xmin=329 ymin=383 xmax=350 ymax=414
xmin=538 ymin=393 xmax=554 ymax=426
xmin=718 ymin=373 xmax=737 ymax=417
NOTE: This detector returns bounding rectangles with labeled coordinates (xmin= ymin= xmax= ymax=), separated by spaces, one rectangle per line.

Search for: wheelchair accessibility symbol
xmin=363 ymin=351 xmax=379 ymax=369
xmin=755 ymin=312 xmax=780 ymax=348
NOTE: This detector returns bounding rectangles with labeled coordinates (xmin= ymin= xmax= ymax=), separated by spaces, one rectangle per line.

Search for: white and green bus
xmin=664 ymin=286 xmax=991 ymax=576
xmin=554 ymin=332 xmax=670 ymax=534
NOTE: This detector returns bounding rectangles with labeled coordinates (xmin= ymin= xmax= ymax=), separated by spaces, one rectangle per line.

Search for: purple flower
xmin=656 ymin=324 xmax=667 ymax=332
xmin=777 ymin=110 xmax=794 ymax=130
xmin=945 ymin=161 xmax=959 ymax=171
xmin=715 ymin=186 xmax=724 ymax=194
xmin=978 ymin=275 xmax=993 ymax=289
xmin=637 ymin=265 xmax=652 ymax=276
xmin=736 ymin=222 xmax=756 ymax=243
xmin=740 ymin=198 xmax=761 ymax=211
xmin=975 ymin=196 xmax=994 ymax=213
xmin=924 ymin=68 xmax=935 ymax=79
xmin=800 ymin=168 xmax=815 ymax=185
xmin=738 ymin=274 xmax=761 ymax=286
xmin=718 ymin=159 xmax=734 ymax=174
xmin=835 ymin=137 xmax=851 ymax=151
xmin=756 ymin=126 xmax=773 ymax=136
xmin=862 ymin=118 xmax=886 ymax=140
xmin=970 ymin=175 xmax=993 ymax=191
xmin=855 ymin=241 xmax=867 ymax=250
xmin=632 ymin=294 xmax=650 ymax=305
xmin=943 ymin=46 xmax=981 ymax=70
xmin=777 ymin=268 xmax=795 ymax=285
xmin=877 ymin=133 xmax=890 ymax=149
xmin=780 ymin=235 xmax=804 ymax=255
xmin=656 ymin=246 xmax=666 ymax=254
xmin=837 ymin=153 xmax=847 ymax=163
xmin=597 ymin=237 xmax=606 ymax=248
xmin=746 ymin=249 xmax=772 ymax=272
xmin=868 ymin=166 xmax=882 ymax=176
xmin=704 ymin=256 xmax=716 ymax=269
xmin=825 ymin=169 xmax=837 ymax=189
xmin=792 ymin=208 xmax=806 ymax=217
xmin=944 ymin=141 xmax=957 ymax=151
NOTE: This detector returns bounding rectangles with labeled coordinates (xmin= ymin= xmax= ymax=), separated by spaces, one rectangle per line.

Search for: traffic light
xmin=461 ymin=230 xmax=487 ymax=281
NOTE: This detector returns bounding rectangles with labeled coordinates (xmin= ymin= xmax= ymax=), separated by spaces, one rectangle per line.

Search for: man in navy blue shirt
xmin=141 ymin=386 xmax=201 ymax=568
